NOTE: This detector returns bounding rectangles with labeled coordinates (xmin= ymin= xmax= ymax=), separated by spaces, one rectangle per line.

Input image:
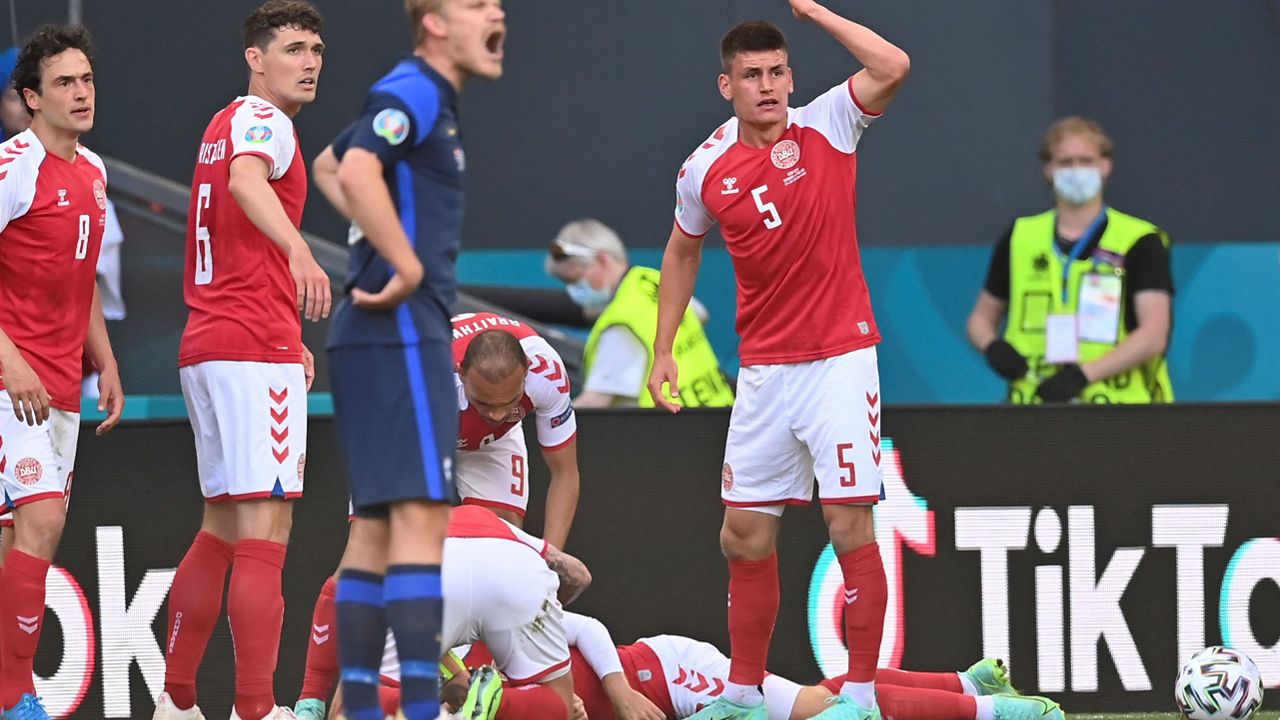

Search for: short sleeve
xmin=347 ymin=66 xmax=440 ymax=167
xmin=229 ymin=100 xmax=297 ymax=180
xmin=527 ymin=346 xmax=577 ymax=449
xmin=791 ymin=78 xmax=878 ymax=154
xmin=983 ymin=226 xmax=1014 ymax=300
xmin=1125 ymin=232 xmax=1174 ymax=295
xmin=0 ymin=133 xmax=41 ymax=233
xmin=583 ymin=327 xmax=648 ymax=400
xmin=674 ymin=163 xmax=714 ymax=238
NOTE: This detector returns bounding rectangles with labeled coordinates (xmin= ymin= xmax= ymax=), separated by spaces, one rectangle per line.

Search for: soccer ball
xmin=1175 ymin=646 xmax=1264 ymax=720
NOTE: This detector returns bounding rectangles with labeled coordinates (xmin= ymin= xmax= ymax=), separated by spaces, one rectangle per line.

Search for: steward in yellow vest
xmin=967 ymin=117 xmax=1174 ymax=403
xmin=584 ymin=266 xmax=734 ymax=408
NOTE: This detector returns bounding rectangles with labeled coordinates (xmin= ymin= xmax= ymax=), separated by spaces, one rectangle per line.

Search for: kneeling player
xmin=331 ymin=505 xmax=591 ymax=720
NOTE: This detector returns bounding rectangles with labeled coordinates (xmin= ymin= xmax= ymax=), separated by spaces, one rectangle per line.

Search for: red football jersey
xmin=0 ymin=130 xmax=107 ymax=411
xmin=451 ymin=313 xmax=576 ymax=452
xmin=179 ymin=96 xmax=306 ymax=367
xmin=674 ymin=78 xmax=882 ymax=366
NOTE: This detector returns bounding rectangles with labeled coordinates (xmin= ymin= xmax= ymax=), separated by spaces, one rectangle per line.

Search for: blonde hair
xmin=1039 ymin=116 xmax=1113 ymax=163
xmin=404 ymin=0 xmax=445 ymax=46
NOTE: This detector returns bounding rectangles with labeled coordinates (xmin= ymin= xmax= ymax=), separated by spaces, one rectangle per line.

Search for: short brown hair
xmin=720 ymin=21 xmax=787 ymax=73
xmin=243 ymin=0 xmax=323 ymax=51
xmin=13 ymin=24 xmax=95 ymax=115
xmin=405 ymin=0 xmax=446 ymax=46
xmin=1039 ymin=116 xmax=1113 ymax=163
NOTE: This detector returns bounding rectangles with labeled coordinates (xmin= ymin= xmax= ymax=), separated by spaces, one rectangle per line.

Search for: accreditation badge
xmin=1044 ymin=314 xmax=1078 ymax=364
xmin=1077 ymin=273 xmax=1122 ymax=344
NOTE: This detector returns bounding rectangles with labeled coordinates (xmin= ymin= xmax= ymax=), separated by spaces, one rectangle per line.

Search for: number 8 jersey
xmin=0 ymin=129 xmax=107 ymax=411
xmin=180 ymin=95 xmax=306 ymax=367
xmin=673 ymin=78 xmax=883 ymax=367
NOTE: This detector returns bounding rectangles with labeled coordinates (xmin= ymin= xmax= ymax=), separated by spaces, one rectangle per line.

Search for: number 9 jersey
xmin=180 ymin=95 xmax=306 ymax=367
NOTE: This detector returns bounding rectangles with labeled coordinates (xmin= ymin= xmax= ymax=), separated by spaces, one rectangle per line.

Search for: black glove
xmin=983 ymin=339 xmax=1029 ymax=380
xmin=1036 ymin=363 xmax=1089 ymax=402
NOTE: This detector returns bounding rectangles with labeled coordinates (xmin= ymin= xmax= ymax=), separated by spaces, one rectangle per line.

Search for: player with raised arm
xmin=646 ymin=2 xmax=909 ymax=719
xmin=0 ymin=24 xmax=123 ymax=720
xmin=154 ymin=3 xmax=330 ymax=720
xmin=325 ymin=1 xmax=506 ymax=719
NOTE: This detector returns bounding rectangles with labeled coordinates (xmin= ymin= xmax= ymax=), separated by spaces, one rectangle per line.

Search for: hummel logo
xmin=720 ymin=177 xmax=739 ymax=195
xmin=844 ymin=587 xmax=859 ymax=605
xmin=17 ymin=615 xmax=39 ymax=634
xmin=57 ymin=188 xmax=69 ymax=207
xmin=312 ymin=623 xmax=330 ymax=645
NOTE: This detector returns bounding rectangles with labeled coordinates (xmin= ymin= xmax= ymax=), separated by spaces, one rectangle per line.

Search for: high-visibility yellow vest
xmin=1004 ymin=208 xmax=1174 ymax=404
xmin=584 ymin=267 xmax=734 ymax=408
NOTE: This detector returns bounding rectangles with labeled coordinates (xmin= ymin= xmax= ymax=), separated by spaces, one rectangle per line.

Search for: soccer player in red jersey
xmin=154 ymin=3 xmax=331 ymax=720
xmin=646 ymin=2 xmax=909 ymax=719
xmin=0 ymin=24 xmax=124 ymax=720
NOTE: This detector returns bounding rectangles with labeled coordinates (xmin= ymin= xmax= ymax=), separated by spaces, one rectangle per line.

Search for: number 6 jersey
xmin=0 ymin=129 xmax=107 ymax=411
xmin=180 ymin=95 xmax=305 ymax=367
xmin=673 ymin=78 xmax=883 ymax=367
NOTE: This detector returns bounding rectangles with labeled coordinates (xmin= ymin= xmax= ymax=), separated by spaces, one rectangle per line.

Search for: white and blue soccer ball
xmin=1175 ymin=646 xmax=1264 ymax=720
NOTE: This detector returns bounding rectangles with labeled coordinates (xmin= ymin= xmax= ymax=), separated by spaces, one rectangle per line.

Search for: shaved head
xmin=461 ymin=330 xmax=527 ymax=383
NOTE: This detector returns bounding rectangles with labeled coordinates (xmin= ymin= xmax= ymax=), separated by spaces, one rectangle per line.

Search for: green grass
xmin=1070 ymin=707 xmax=1280 ymax=712
xmin=1070 ymin=714 xmax=1279 ymax=720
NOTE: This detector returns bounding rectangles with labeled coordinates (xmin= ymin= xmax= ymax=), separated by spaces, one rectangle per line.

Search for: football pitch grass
xmin=1075 ymin=707 xmax=1274 ymax=712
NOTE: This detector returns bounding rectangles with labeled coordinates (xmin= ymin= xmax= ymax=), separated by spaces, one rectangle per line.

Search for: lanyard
xmin=1054 ymin=207 xmax=1107 ymax=305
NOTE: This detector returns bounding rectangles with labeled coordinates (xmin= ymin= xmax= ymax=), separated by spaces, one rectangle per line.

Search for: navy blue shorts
xmin=330 ymin=341 xmax=458 ymax=515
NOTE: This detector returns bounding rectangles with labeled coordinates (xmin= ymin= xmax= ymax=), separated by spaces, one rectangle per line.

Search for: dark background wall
xmin=4 ymin=0 xmax=1279 ymax=250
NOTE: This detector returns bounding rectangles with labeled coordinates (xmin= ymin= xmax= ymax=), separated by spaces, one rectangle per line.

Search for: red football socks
xmin=837 ymin=543 xmax=888 ymax=683
xmin=229 ymin=539 xmax=287 ymax=720
xmin=877 ymin=684 xmax=978 ymax=720
xmin=726 ymin=552 xmax=780 ymax=686
xmin=495 ymin=683 xmax=568 ymax=719
xmin=300 ymin=576 xmax=339 ymax=701
xmin=0 ymin=550 xmax=49 ymax=710
xmin=162 ymin=531 xmax=234 ymax=710
xmin=877 ymin=667 xmax=964 ymax=693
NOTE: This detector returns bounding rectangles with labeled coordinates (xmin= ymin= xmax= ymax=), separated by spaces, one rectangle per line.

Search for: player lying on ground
xmin=294 ymin=320 xmax=582 ymax=720
xmin=373 ymin=611 xmax=1066 ymax=720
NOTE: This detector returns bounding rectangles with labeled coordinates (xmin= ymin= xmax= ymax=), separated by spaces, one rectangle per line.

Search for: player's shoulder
xmin=230 ymin=95 xmax=296 ymax=133
xmin=369 ymin=58 xmax=443 ymax=144
xmin=681 ymin=119 xmax=740 ymax=172
xmin=0 ymin=130 xmax=48 ymax=181
xmin=75 ymin=144 xmax=107 ymax=183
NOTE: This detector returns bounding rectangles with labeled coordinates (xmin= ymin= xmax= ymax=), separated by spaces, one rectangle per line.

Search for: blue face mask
xmin=1052 ymin=167 xmax=1103 ymax=205
xmin=566 ymin=277 xmax=611 ymax=310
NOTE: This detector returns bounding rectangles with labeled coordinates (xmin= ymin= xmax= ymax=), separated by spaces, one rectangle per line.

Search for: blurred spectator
xmin=0 ymin=46 xmax=28 ymax=140
xmin=81 ymin=202 xmax=127 ymax=398
xmin=966 ymin=117 xmax=1174 ymax=403
xmin=546 ymin=219 xmax=733 ymax=408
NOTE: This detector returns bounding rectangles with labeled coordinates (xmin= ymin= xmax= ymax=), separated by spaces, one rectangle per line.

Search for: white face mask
xmin=1052 ymin=167 xmax=1103 ymax=205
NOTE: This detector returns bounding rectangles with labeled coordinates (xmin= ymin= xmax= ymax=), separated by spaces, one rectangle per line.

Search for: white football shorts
xmin=442 ymin=536 xmax=570 ymax=685
xmin=0 ymin=390 xmax=78 ymax=526
xmin=722 ymin=346 xmax=883 ymax=515
xmin=180 ymin=360 xmax=307 ymax=501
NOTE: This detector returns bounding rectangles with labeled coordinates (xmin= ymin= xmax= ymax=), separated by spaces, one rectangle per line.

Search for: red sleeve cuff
xmin=847 ymin=76 xmax=882 ymax=117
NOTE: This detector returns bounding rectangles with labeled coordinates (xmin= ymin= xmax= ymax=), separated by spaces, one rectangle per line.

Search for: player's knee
xmin=824 ymin=504 xmax=876 ymax=553
xmin=13 ymin=500 xmax=67 ymax=558
xmin=235 ymin=498 xmax=294 ymax=544
xmin=719 ymin=524 xmax=774 ymax=561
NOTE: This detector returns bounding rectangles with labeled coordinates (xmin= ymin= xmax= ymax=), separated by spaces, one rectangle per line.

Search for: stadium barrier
xmin=27 ymin=404 xmax=1280 ymax=717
